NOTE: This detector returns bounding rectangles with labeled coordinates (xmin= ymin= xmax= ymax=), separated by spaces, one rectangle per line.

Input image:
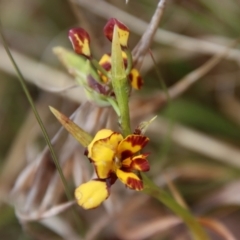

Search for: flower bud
xmin=68 ymin=28 xmax=91 ymax=57
xmin=104 ymin=18 xmax=129 ymax=48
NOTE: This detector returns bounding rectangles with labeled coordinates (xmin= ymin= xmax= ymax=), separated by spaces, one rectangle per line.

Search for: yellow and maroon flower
xmin=104 ymin=18 xmax=129 ymax=48
xmin=67 ymin=18 xmax=144 ymax=108
xmin=75 ymin=129 xmax=150 ymax=209
xmin=98 ymin=52 xmax=143 ymax=90
xmin=68 ymin=28 xmax=91 ymax=58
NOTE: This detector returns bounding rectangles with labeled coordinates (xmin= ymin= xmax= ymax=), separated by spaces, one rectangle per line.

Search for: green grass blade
xmin=0 ymin=20 xmax=72 ymax=202
xmin=142 ymin=173 xmax=210 ymax=240
xmin=0 ymin=21 xmax=85 ymax=233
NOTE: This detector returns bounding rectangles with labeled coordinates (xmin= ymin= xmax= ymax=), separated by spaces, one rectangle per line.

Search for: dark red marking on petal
xmin=124 ymin=135 xmax=149 ymax=150
xmin=137 ymin=75 xmax=143 ymax=89
xmin=101 ymin=62 xmax=112 ymax=71
xmin=93 ymin=163 xmax=112 ymax=180
xmin=87 ymin=75 xmax=109 ymax=95
xmin=133 ymin=128 xmax=141 ymax=135
xmin=68 ymin=28 xmax=90 ymax=57
xmin=120 ymin=136 xmax=149 ymax=160
xmin=107 ymin=172 xmax=118 ymax=186
xmin=128 ymin=72 xmax=133 ymax=81
xmin=84 ymin=148 xmax=89 ymax=156
xmin=121 ymin=150 xmax=132 ymax=161
xmin=131 ymin=157 xmax=150 ymax=172
xmin=123 ymin=59 xmax=128 ymax=68
xmin=127 ymin=177 xmax=143 ymax=190
xmin=103 ymin=18 xmax=129 ymax=42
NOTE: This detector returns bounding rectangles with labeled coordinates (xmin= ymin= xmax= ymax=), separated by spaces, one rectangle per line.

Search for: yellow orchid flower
xmin=75 ymin=129 xmax=150 ymax=209
xmin=98 ymin=53 xmax=144 ymax=89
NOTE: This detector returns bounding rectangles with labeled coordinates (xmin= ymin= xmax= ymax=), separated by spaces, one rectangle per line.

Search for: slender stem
xmin=0 ymin=22 xmax=71 ymax=202
xmin=113 ymin=77 xmax=131 ymax=137
xmin=91 ymin=58 xmax=110 ymax=80
xmin=0 ymin=21 xmax=84 ymax=232
xmin=142 ymin=174 xmax=210 ymax=240
xmin=111 ymin=26 xmax=131 ymax=137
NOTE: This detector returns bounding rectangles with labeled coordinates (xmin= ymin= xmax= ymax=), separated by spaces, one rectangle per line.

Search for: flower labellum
xmin=75 ymin=179 xmax=110 ymax=209
xmin=68 ymin=28 xmax=91 ymax=57
xmin=104 ymin=18 xmax=129 ymax=48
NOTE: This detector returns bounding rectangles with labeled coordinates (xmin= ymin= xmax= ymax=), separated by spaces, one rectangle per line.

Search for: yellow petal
xmin=121 ymin=51 xmax=127 ymax=60
xmin=98 ymin=54 xmax=111 ymax=83
xmin=117 ymin=134 xmax=149 ymax=159
xmin=117 ymin=26 xmax=129 ymax=48
xmin=88 ymin=130 xmax=123 ymax=178
xmin=116 ymin=169 xmax=143 ymax=190
xmin=121 ymin=157 xmax=131 ymax=168
xmin=129 ymin=68 xmax=143 ymax=90
xmin=75 ymin=180 xmax=109 ymax=209
xmin=88 ymin=129 xmax=113 ymax=156
xmin=99 ymin=54 xmax=111 ymax=66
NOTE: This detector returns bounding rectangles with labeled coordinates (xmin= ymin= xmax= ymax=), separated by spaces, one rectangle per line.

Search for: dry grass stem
xmin=74 ymin=0 xmax=240 ymax=61
xmin=149 ymin=117 xmax=240 ymax=169
xmin=132 ymin=0 xmax=168 ymax=69
xmin=0 ymin=45 xmax=85 ymax=103
xmin=198 ymin=218 xmax=237 ymax=240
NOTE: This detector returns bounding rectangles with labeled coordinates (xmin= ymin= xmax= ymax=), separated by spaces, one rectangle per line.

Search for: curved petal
xmin=89 ymin=131 xmax=123 ymax=178
xmin=117 ymin=135 xmax=149 ymax=159
xmin=87 ymin=129 xmax=116 ymax=158
xmin=75 ymin=180 xmax=110 ymax=209
xmin=131 ymin=154 xmax=150 ymax=172
xmin=68 ymin=28 xmax=91 ymax=57
xmin=104 ymin=18 xmax=129 ymax=47
xmin=116 ymin=169 xmax=143 ymax=191
xmin=99 ymin=54 xmax=111 ymax=67
xmin=129 ymin=69 xmax=143 ymax=90
xmin=88 ymin=129 xmax=113 ymax=156
xmin=98 ymin=54 xmax=111 ymax=83
xmin=122 ymin=154 xmax=150 ymax=172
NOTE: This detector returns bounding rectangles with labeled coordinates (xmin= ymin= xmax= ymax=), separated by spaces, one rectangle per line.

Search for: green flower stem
xmin=91 ymin=58 xmax=110 ymax=80
xmin=111 ymin=26 xmax=131 ymax=137
xmin=142 ymin=173 xmax=209 ymax=240
xmin=0 ymin=21 xmax=84 ymax=233
xmin=109 ymin=24 xmax=208 ymax=240
xmin=0 ymin=25 xmax=71 ymax=202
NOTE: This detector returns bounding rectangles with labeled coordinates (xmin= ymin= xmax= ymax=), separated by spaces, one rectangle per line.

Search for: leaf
xmin=49 ymin=106 xmax=93 ymax=147
xmin=53 ymin=46 xmax=99 ymax=83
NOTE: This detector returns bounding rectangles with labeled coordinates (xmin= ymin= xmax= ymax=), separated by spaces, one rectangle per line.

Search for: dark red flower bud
xmin=103 ymin=18 xmax=129 ymax=47
xmin=68 ymin=28 xmax=91 ymax=57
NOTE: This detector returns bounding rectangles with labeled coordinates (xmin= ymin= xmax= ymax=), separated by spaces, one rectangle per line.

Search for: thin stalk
xmin=111 ymin=26 xmax=131 ymax=137
xmin=0 ymin=22 xmax=71 ymax=201
xmin=142 ymin=174 xmax=209 ymax=240
xmin=0 ymin=21 xmax=84 ymax=232
xmin=91 ymin=58 xmax=110 ymax=79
